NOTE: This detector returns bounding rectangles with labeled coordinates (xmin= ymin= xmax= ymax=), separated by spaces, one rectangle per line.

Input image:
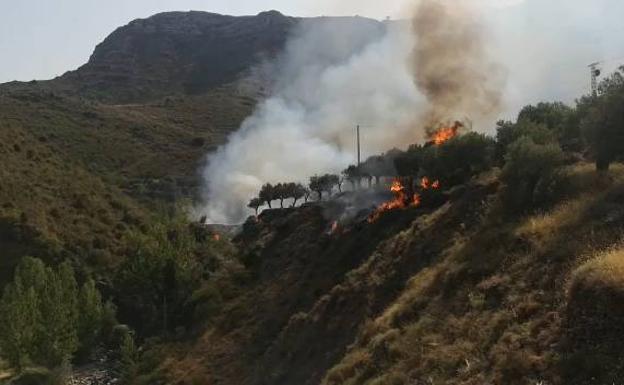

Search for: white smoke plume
xmin=200 ymin=1 xmax=505 ymax=224
xmin=200 ymin=19 xmax=424 ymax=223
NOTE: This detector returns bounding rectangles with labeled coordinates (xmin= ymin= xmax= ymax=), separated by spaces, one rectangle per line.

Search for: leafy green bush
xmin=495 ymin=120 xmax=556 ymax=162
xmin=420 ymin=132 xmax=496 ymax=185
xmin=500 ymin=137 xmax=565 ymax=212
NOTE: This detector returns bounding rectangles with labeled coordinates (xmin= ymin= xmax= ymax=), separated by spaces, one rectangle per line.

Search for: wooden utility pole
xmin=357 ymin=125 xmax=361 ymax=167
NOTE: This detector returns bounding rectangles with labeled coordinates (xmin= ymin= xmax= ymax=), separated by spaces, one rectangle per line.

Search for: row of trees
xmin=246 ymin=132 xmax=497 ymax=215
xmin=246 ymin=66 xmax=624 ymax=216
xmin=0 ymin=257 xmax=112 ymax=371
xmin=248 ymin=176 xmax=345 ymax=214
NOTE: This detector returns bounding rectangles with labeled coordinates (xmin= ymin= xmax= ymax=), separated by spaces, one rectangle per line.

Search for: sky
xmin=1 ymin=0 xmax=623 ymax=109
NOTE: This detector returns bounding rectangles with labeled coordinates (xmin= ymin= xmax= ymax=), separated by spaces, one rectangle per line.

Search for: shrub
xmin=496 ymin=119 xmax=557 ymax=162
xmin=564 ymin=248 xmax=624 ymax=383
xmin=421 ymin=132 xmax=496 ymax=185
xmin=500 ymin=137 xmax=565 ymax=212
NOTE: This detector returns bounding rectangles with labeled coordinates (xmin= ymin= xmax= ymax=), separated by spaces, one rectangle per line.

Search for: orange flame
xmin=421 ymin=177 xmax=431 ymax=189
xmin=368 ymin=179 xmax=419 ymax=223
xmin=368 ymin=177 xmax=443 ymax=223
xmin=421 ymin=177 xmax=441 ymax=190
xmin=213 ymin=234 xmax=221 ymax=241
xmin=429 ymin=121 xmax=463 ymax=145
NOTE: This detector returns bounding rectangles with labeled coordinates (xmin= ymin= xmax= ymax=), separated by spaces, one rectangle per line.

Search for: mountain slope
xmin=161 ymin=165 xmax=624 ymax=385
xmin=0 ymin=96 xmax=147 ymax=283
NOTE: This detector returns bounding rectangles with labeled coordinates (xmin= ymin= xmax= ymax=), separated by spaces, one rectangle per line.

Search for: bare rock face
xmin=61 ymin=11 xmax=298 ymax=102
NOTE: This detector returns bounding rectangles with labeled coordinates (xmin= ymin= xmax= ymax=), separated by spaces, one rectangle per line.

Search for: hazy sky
xmin=1 ymin=0 xmax=623 ymax=108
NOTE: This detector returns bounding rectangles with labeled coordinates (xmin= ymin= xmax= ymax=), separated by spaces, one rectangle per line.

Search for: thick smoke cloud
xmin=200 ymin=19 xmax=425 ymax=223
xmin=200 ymin=1 xmax=506 ymax=224
xmin=411 ymin=0 xmax=505 ymax=135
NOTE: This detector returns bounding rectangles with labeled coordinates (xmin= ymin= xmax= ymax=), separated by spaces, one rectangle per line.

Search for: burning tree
xmin=427 ymin=121 xmax=464 ymax=146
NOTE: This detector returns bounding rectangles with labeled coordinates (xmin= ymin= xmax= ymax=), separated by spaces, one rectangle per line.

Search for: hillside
xmin=160 ymin=164 xmax=624 ymax=385
xmin=0 ymin=10 xmax=386 ymax=284
xmin=2 ymin=7 xmax=624 ymax=385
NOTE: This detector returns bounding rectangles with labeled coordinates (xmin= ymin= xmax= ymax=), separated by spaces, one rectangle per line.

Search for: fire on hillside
xmin=367 ymin=124 xmax=457 ymax=223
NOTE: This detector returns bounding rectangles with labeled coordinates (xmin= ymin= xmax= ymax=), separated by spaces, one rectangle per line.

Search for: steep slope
xmin=0 ymin=98 xmax=146 ymax=283
xmin=162 ymin=164 xmax=624 ymax=385
xmin=0 ymin=87 xmax=255 ymax=204
xmin=163 ymin=176 xmax=497 ymax=384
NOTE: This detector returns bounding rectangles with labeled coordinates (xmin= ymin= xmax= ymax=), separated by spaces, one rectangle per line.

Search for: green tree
xmin=115 ymin=217 xmax=201 ymax=336
xmin=309 ymin=176 xmax=324 ymax=200
xmin=580 ymin=67 xmax=624 ymax=171
xmin=274 ymin=183 xmax=289 ymax=208
xmin=518 ymin=102 xmax=577 ymax=148
xmin=36 ymin=261 xmax=79 ymax=366
xmin=393 ymin=148 xmax=420 ymax=178
xmin=118 ymin=330 xmax=139 ymax=384
xmin=259 ymin=183 xmax=275 ymax=208
xmin=77 ymin=279 xmax=104 ymax=359
xmin=0 ymin=257 xmax=107 ymax=371
xmin=361 ymin=155 xmax=395 ymax=185
xmin=0 ymin=283 xmax=39 ymax=371
xmin=495 ymin=119 xmax=556 ymax=162
xmin=501 ymin=137 xmax=565 ymax=211
xmin=247 ymin=197 xmax=263 ymax=215
xmin=420 ymin=133 xmax=496 ymax=186
xmin=289 ymin=183 xmax=307 ymax=207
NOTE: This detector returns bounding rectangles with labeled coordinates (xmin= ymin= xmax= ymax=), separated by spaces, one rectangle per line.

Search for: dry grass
xmin=515 ymin=196 xmax=593 ymax=239
xmin=570 ymin=247 xmax=624 ymax=291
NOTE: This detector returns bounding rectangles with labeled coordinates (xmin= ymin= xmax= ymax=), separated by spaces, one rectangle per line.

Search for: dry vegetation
xmin=315 ymin=163 xmax=624 ymax=385
xmin=153 ymin=162 xmax=624 ymax=385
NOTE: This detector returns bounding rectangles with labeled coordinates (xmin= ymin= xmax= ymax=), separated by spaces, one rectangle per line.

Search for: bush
xmin=500 ymin=137 xmax=565 ymax=212
xmin=496 ymin=120 xmax=557 ymax=162
xmin=563 ymin=248 xmax=624 ymax=383
xmin=421 ymin=132 xmax=496 ymax=185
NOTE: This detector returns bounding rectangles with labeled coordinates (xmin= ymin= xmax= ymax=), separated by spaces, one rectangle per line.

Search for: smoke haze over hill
xmin=200 ymin=0 xmax=506 ymax=224
xmin=200 ymin=18 xmax=422 ymax=223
